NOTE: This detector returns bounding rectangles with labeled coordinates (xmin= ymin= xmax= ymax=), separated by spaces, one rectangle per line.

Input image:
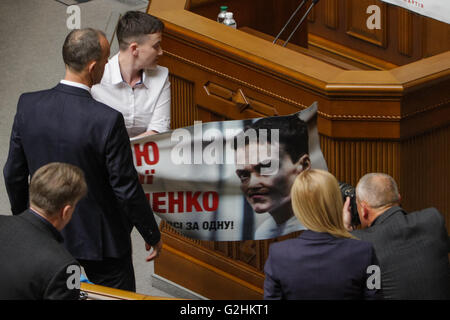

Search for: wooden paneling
xmin=320 ymin=136 xmax=400 ymax=188
xmin=307 ymin=0 xmax=450 ymax=67
xmin=169 ymin=75 xmax=197 ymax=129
xmin=308 ymin=33 xmax=398 ymax=70
xmin=324 ymin=0 xmax=339 ymax=29
xmin=345 ymin=0 xmax=387 ymax=47
xmin=155 ymin=232 xmax=264 ymax=300
xmin=397 ymin=8 xmax=413 ymax=57
xmin=422 ymin=17 xmax=450 ymax=58
xmin=400 ymin=125 xmax=450 ymax=232
xmin=308 ymin=5 xmax=315 ymax=22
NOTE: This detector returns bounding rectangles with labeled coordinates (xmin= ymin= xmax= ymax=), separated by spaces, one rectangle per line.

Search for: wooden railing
xmin=80 ymin=283 xmax=184 ymax=300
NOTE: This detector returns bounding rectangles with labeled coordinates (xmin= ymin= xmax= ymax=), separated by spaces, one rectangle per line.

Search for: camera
xmin=338 ymin=182 xmax=360 ymax=227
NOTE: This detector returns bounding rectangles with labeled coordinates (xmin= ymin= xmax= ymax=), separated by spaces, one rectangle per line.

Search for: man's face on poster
xmin=235 ymin=141 xmax=306 ymax=214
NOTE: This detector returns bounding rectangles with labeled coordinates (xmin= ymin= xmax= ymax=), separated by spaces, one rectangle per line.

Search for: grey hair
xmin=62 ymin=28 xmax=106 ymax=72
xmin=356 ymin=173 xmax=400 ymax=208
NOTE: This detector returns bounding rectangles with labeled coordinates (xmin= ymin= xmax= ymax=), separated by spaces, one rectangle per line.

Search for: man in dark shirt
xmin=0 ymin=162 xmax=87 ymax=299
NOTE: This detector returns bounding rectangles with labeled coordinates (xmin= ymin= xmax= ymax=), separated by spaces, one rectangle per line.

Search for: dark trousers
xmin=78 ymin=255 xmax=136 ymax=292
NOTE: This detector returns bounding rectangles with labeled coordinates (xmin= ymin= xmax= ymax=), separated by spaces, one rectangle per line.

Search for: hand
xmin=145 ymin=240 xmax=163 ymax=262
xmin=342 ymin=197 xmax=353 ymax=231
xmin=135 ymin=130 xmax=159 ymax=138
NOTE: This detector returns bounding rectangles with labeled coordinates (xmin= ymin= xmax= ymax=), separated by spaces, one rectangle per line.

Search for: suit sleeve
xmin=263 ymin=247 xmax=283 ymax=300
xmin=3 ymin=97 xmax=30 ymax=215
xmin=104 ymin=113 xmax=161 ymax=246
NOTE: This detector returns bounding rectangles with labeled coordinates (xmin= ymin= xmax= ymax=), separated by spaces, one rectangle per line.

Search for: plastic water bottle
xmin=217 ymin=6 xmax=228 ymax=23
xmin=223 ymin=12 xmax=237 ymax=29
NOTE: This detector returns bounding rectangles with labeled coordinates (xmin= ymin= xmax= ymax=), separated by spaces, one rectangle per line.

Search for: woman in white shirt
xmin=92 ymin=11 xmax=170 ymax=138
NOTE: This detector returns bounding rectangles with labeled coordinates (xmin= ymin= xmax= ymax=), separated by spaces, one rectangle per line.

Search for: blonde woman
xmin=264 ymin=169 xmax=381 ymax=299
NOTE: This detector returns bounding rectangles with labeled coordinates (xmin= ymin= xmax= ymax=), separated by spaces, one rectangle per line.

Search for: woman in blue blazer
xmin=264 ymin=169 xmax=381 ymax=299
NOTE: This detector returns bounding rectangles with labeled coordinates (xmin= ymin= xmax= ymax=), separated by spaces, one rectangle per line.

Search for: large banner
xmin=131 ymin=103 xmax=328 ymax=241
xmin=381 ymin=0 xmax=450 ymax=24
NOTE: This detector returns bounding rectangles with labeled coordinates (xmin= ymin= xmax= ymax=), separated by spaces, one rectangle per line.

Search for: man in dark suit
xmin=3 ymin=28 xmax=162 ymax=292
xmin=0 ymin=162 xmax=87 ymax=300
xmin=343 ymin=173 xmax=450 ymax=299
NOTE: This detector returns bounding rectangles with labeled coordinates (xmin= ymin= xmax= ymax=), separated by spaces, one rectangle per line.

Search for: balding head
xmin=356 ymin=173 xmax=400 ymax=209
xmin=62 ymin=28 xmax=106 ymax=72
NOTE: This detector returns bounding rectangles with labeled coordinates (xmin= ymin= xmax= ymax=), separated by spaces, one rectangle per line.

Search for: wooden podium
xmin=147 ymin=0 xmax=450 ymax=299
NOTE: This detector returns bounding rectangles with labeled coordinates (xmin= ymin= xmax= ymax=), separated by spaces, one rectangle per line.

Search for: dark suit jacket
xmin=3 ymin=83 xmax=160 ymax=260
xmin=0 ymin=210 xmax=79 ymax=300
xmin=352 ymin=206 xmax=450 ymax=300
xmin=264 ymin=230 xmax=381 ymax=299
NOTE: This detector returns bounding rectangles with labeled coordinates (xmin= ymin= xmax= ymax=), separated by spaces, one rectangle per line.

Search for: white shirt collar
xmin=110 ymin=53 xmax=124 ymax=85
xmin=110 ymin=53 xmax=149 ymax=88
xmin=60 ymin=80 xmax=91 ymax=92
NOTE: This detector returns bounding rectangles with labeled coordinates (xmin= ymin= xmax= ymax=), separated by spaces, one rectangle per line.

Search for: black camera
xmin=338 ymin=182 xmax=360 ymax=227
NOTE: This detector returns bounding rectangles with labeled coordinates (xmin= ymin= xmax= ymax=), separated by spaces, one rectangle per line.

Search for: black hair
xmin=117 ymin=11 xmax=164 ymax=50
xmin=234 ymin=114 xmax=309 ymax=163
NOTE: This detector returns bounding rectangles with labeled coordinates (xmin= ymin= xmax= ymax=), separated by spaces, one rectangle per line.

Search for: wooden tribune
xmin=147 ymin=0 xmax=450 ymax=299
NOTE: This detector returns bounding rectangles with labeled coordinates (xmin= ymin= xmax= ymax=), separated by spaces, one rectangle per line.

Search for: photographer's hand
xmin=342 ymin=197 xmax=353 ymax=231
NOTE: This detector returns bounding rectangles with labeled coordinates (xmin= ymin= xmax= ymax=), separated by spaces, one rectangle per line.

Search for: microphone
xmin=282 ymin=0 xmax=321 ymax=47
xmin=273 ymin=0 xmax=306 ymax=44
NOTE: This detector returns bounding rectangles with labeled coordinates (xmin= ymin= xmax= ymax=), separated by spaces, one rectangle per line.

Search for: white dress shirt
xmin=91 ymin=53 xmax=171 ymax=137
xmin=60 ymin=80 xmax=91 ymax=92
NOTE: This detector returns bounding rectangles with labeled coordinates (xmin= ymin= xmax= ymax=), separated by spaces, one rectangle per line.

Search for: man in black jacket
xmin=343 ymin=173 xmax=450 ymax=299
xmin=0 ymin=162 xmax=87 ymax=300
xmin=3 ymin=28 xmax=162 ymax=291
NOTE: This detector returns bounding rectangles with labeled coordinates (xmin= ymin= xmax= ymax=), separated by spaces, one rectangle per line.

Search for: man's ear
xmin=61 ymin=204 xmax=74 ymax=221
xmin=87 ymin=60 xmax=97 ymax=74
xmin=360 ymin=201 xmax=370 ymax=221
xmin=294 ymin=154 xmax=311 ymax=174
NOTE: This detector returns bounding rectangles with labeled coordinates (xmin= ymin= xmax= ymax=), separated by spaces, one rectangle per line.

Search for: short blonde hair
xmin=291 ymin=169 xmax=354 ymax=239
